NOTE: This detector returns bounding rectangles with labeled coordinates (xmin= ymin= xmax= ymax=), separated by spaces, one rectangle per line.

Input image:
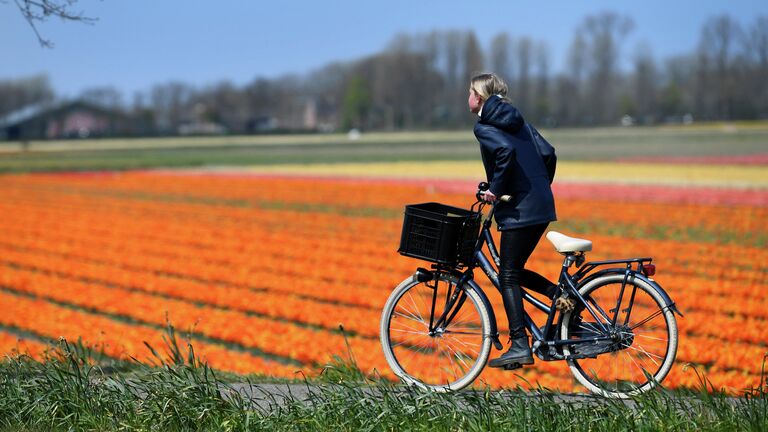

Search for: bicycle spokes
xmin=563 ymin=275 xmax=677 ymax=398
xmin=383 ymin=274 xmax=491 ymax=390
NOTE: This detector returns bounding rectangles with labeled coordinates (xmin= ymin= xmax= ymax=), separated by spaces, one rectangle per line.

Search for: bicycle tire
xmin=380 ymin=272 xmax=492 ymax=392
xmin=561 ymin=273 xmax=678 ymax=398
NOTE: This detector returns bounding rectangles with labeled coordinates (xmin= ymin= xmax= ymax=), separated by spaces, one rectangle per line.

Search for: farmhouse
xmin=0 ymin=100 xmax=130 ymax=141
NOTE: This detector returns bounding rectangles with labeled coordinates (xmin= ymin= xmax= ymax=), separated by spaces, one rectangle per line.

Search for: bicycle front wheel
xmin=380 ymin=272 xmax=492 ymax=392
xmin=561 ymin=273 xmax=678 ymax=398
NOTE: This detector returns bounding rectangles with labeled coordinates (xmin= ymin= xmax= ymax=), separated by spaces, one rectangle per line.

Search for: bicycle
xmin=380 ymin=182 xmax=682 ymax=398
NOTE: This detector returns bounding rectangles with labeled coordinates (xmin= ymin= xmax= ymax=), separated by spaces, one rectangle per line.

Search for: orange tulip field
xmin=0 ymin=162 xmax=766 ymax=394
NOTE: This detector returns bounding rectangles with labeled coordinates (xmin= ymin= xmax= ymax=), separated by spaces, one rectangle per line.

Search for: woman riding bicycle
xmin=468 ymin=72 xmax=557 ymax=369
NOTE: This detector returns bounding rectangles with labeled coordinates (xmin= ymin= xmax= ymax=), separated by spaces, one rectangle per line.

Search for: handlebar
xmin=472 ymin=182 xmax=512 ymax=217
xmin=475 ymin=181 xmax=512 ymax=203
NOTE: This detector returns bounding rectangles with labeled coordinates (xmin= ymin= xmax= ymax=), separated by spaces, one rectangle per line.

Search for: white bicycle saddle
xmin=546 ymin=231 xmax=593 ymax=253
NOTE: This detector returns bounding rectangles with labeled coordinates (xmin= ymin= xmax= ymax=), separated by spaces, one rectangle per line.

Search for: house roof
xmin=0 ymin=103 xmax=52 ymax=128
xmin=0 ymin=100 xmax=124 ymax=129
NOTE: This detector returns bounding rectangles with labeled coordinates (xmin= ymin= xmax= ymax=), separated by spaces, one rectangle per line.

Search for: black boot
xmin=488 ymin=334 xmax=534 ymax=369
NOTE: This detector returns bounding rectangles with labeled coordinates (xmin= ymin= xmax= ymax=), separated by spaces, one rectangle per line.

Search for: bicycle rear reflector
xmin=642 ymin=264 xmax=656 ymax=276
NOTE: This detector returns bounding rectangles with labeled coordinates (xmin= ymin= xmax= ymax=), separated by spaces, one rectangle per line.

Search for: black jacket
xmin=474 ymin=95 xmax=557 ymax=230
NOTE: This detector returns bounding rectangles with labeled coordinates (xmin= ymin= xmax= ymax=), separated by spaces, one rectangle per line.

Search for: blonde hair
xmin=470 ymin=73 xmax=510 ymax=102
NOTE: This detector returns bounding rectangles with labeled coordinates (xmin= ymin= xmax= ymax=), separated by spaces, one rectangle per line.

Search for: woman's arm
xmin=475 ymin=125 xmax=516 ymax=197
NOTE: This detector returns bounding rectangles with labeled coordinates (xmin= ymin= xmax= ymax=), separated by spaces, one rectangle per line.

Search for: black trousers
xmin=498 ymin=222 xmax=555 ymax=338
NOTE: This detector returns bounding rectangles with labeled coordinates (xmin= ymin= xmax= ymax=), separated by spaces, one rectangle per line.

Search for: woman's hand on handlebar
xmin=476 ymin=182 xmax=512 ymax=203
xmin=478 ymin=191 xmax=512 ymax=203
xmin=479 ymin=190 xmax=497 ymax=203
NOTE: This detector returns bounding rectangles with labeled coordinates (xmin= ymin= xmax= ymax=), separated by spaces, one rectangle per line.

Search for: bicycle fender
xmin=579 ymin=268 xmax=683 ymax=317
xmin=464 ymin=279 xmax=504 ymax=350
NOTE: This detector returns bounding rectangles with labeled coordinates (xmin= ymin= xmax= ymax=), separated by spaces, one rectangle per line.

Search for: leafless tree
xmin=194 ymin=81 xmax=250 ymax=132
xmin=750 ymin=16 xmax=768 ymax=70
xmin=632 ymin=43 xmax=658 ymax=123
xmin=514 ymin=37 xmax=533 ymax=112
xmin=747 ymin=16 xmax=768 ymax=117
xmin=697 ymin=14 xmax=743 ymax=119
xmin=490 ymin=33 xmax=512 ymax=82
xmin=532 ymin=41 xmax=551 ymax=124
xmin=5 ymin=0 xmax=97 ymax=47
xmin=149 ymin=82 xmax=194 ymax=134
xmin=661 ymin=55 xmax=695 ymax=118
xmin=463 ymin=31 xmax=485 ymax=79
xmin=444 ymin=30 xmax=464 ymax=122
xmin=561 ymin=31 xmax=588 ymax=124
xmin=79 ymin=86 xmax=124 ymax=111
xmin=579 ymin=12 xmax=634 ymax=124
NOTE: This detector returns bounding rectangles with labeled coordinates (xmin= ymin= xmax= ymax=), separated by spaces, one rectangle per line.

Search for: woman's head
xmin=468 ymin=73 xmax=509 ymax=114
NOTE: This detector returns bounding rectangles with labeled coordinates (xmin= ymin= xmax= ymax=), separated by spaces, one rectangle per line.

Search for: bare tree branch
xmin=4 ymin=0 xmax=98 ymax=48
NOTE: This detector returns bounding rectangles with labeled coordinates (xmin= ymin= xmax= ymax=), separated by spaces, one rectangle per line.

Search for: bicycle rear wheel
xmin=561 ymin=273 xmax=678 ymax=398
xmin=380 ymin=272 xmax=492 ymax=392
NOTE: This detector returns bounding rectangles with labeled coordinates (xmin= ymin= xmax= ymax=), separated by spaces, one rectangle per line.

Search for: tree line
xmin=2 ymin=12 xmax=766 ymax=135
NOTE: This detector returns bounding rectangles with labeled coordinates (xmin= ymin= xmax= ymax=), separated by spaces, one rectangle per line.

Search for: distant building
xmin=247 ymin=115 xmax=279 ymax=132
xmin=0 ymin=100 xmax=130 ymax=141
xmin=303 ymin=98 xmax=317 ymax=130
xmin=176 ymin=102 xmax=226 ymax=136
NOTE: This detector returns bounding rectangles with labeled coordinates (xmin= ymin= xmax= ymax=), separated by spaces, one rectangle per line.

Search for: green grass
xmin=1 ymin=326 xmax=766 ymax=431
xmin=0 ymin=126 xmax=766 ymax=173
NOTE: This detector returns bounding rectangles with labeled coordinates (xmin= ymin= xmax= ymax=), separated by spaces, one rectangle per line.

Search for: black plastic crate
xmin=398 ymin=202 xmax=481 ymax=265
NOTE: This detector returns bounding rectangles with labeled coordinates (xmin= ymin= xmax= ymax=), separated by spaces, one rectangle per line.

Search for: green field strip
xmin=2 ymin=127 xmax=767 ymax=174
xmin=3 ymin=126 xmax=768 ymax=153
xmin=0 ymin=132 xmax=477 ymax=153
xmin=0 ymin=139 xmax=480 ymax=173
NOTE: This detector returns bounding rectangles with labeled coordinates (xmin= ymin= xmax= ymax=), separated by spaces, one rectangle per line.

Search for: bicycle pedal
xmin=555 ymin=296 xmax=575 ymax=312
xmin=503 ymin=363 xmax=522 ymax=371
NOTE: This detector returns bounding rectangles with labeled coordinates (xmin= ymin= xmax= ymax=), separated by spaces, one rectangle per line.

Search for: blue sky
xmin=2 ymin=0 xmax=766 ymax=99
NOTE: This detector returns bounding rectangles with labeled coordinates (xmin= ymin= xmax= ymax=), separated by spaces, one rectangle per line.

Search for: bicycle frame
xmin=426 ymin=200 xmax=680 ymax=361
